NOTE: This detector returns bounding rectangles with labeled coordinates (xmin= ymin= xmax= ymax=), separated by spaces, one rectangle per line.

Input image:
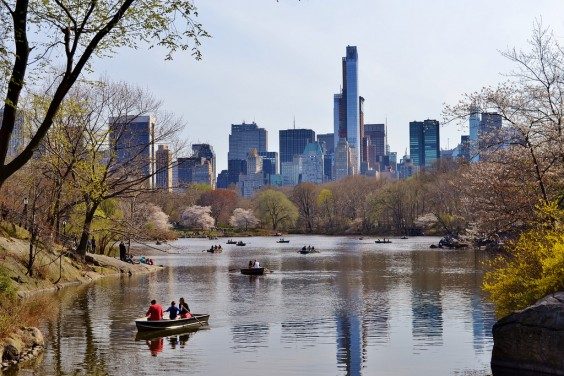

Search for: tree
xmin=0 ymin=0 xmax=208 ymax=189
xmin=197 ymin=189 xmax=239 ymax=225
xmin=253 ymin=189 xmax=298 ymax=230
xmin=483 ymin=201 xmax=564 ymax=317
xmin=445 ymin=22 xmax=564 ymax=235
xmin=229 ymin=208 xmax=259 ymax=231
xmin=181 ymin=205 xmax=214 ymax=230
xmin=291 ymin=183 xmax=318 ymax=233
xmin=316 ymin=188 xmax=335 ymax=233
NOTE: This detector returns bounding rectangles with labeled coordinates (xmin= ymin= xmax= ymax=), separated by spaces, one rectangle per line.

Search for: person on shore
xmin=164 ymin=301 xmax=180 ymax=320
xmin=179 ymin=297 xmax=191 ymax=319
xmin=119 ymin=241 xmax=126 ymax=261
xmin=146 ymin=299 xmax=164 ymax=321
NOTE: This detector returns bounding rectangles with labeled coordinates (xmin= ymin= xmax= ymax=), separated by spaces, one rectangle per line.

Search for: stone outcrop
xmin=1 ymin=327 xmax=44 ymax=371
xmin=491 ymin=291 xmax=564 ymax=375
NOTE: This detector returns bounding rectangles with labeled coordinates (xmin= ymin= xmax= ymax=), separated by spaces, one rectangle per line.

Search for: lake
xmin=14 ymin=235 xmax=496 ymax=376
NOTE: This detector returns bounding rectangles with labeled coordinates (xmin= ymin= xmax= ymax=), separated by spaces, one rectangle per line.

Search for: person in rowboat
xmin=179 ymin=297 xmax=191 ymax=319
xmin=253 ymin=260 xmax=260 ymax=268
xmin=248 ymin=260 xmax=253 ymax=269
xmin=146 ymin=299 xmax=164 ymax=321
xmin=164 ymin=301 xmax=180 ymax=320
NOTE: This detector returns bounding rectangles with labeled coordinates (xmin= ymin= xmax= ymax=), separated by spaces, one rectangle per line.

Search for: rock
xmin=1 ymin=344 xmax=19 ymax=362
xmin=491 ymin=291 xmax=564 ymax=375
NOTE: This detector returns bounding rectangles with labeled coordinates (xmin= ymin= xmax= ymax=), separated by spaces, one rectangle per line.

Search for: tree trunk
xmin=76 ymin=203 xmax=98 ymax=257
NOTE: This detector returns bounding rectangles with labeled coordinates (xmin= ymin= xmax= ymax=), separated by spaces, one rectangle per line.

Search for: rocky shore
xmin=0 ymin=236 xmax=162 ymax=372
xmin=491 ymin=291 xmax=564 ymax=375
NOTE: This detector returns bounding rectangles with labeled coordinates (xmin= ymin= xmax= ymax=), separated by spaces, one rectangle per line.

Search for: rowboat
xmin=226 ymin=240 xmax=237 ymax=244
xmin=236 ymin=241 xmax=246 ymax=246
xmin=276 ymin=239 xmax=290 ymax=243
xmin=206 ymin=248 xmax=222 ymax=253
xmin=135 ymin=326 xmax=202 ymax=341
xmin=135 ymin=314 xmax=210 ymax=332
xmin=299 ymin=249 xmax=319 ymax=254
xmin=240 ymin=267 xmax=264 ymax=275
xmin=375 ymin=240 xmax=392 ymax=244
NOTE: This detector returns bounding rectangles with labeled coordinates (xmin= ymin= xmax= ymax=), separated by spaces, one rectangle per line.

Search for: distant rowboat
xmin=135 ymin=314 xmax=210 ymax=332
xmin=241 ymin=267 xmax=265 ymax=275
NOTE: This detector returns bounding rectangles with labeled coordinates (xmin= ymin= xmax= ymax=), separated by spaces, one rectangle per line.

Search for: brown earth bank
xmin=0 ymin=235 xmax=162 ymax=372
xmin=491 ymin=291 xmax=564 ymax=375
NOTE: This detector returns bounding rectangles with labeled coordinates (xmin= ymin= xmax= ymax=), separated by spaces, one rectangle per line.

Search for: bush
xmin=483 ymin=202 xmax=564 ymax=317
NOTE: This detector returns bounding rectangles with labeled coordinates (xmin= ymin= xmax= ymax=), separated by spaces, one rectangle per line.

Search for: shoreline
xmin=0 ymin=236 xmax=162 ymax=372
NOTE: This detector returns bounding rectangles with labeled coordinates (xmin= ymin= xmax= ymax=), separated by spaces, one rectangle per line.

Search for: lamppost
xmin=62 ymin=220 xmax=67 ymax=237
xmin=23 ymin=197 xmax=28 ymax=229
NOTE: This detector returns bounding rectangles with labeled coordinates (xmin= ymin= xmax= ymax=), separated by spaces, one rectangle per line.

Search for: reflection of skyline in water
xmin=23 ymin=236 xmax=495 ymax=376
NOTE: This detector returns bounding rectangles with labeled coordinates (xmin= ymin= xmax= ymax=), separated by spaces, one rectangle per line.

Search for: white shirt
xmin=253 ymin=261 xmax=260 ymax=268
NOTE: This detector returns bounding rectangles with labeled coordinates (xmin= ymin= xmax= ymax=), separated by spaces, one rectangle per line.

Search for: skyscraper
xmin=279 ymin=128 xmax=315 ymax=185
xmin=333 ymin=46 xmax=360 ymax=175
xmin=109 ymin=115 xmax=155 ymax=188
xmin=363 ymin=123 xmax=386 ymax=170
xmin=334 ymin=138 xmax=352 ymax=181
xmin=228 ymin=122 xmax=267 ymax=184
xmin=301 ymin=142 xmax=324 ymax=184
xmin=317 ymin=133 xmax=334 ymax=182
xmin=155 ymin=144 xmax=172 ymax=192
xmin=192 ymin=143 xmax=216 ymax=188
xmin=469 ymin=105 xmax=480 ymax=162
xmin=409 ymin=119 xmax=440 ymax=168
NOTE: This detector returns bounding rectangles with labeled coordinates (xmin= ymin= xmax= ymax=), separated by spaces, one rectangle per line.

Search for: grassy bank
xmin=0 ymin=221 xmax=161 ymax=340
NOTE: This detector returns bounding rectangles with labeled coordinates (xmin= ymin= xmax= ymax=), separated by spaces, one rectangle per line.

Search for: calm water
xmin=13 ymin=236 xmax=496 ymax=376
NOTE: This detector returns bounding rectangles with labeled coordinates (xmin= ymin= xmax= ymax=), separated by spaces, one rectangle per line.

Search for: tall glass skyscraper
xmin=227 ymin=122 xmax=267 ymax=184
xmin=409 ymin=119 xmax=440 ymax=168
xmin=279 ymin=129 xmax=316 ymax=166
xmin=333 ymin=46 xmax=360 ymax=176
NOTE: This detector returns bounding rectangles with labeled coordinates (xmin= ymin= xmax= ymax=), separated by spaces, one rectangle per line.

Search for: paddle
xmin=191 ymin=313 xmax=205 ymax=326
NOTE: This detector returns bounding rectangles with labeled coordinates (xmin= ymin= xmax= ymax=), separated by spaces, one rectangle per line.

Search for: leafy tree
xmin=181 ymin=205 xmax=214 ymax=230
xmin=253 ymin=189 xmax=298 ymax=230
xmin=483 ymin=202 xmax=564 ymax=317
xmin=0 ymin=0 xmax=208 ymax=189
xmin=229 ymin=208 xmax=259 ymax=231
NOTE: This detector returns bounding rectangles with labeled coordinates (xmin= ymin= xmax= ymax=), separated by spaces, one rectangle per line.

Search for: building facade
xmin=333 ymin=46 xmax=361 ymax=175
xmin=301 ymin=142 xmax=324 ymax=184
xmin=334 ymin=138 xmax=351 ymax=181
xmin=228 ymin=122 xmax=267 ymax=185
xmin=279 ymin=129 xmax=315 ymax=169
xmin=109 ymin=115 xmax=156 ymax=188
xmin=409 ymin=119 xmax=440 ymax=169
xmin=155 ymin=144 xmax=172 ymax=192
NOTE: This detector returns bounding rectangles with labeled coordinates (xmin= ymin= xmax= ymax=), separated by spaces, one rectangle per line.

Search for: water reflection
xmin=17 ymin=236 xmax=495 ymax=376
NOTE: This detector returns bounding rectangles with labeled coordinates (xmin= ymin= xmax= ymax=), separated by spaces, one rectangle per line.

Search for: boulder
xmin=491 ymin=292 xmax=564 ymax=375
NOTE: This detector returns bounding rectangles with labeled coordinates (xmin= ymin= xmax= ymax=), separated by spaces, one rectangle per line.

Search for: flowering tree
xmin=181 ymin=205 xmax=215 ymax=230
xmin=146 ymin=204 xmax=171 ymax=231
xmin=229 ymin=208 xmax=259 ymax=231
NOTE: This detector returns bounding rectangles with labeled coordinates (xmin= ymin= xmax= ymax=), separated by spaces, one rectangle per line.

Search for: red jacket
xmin=146 ymin=303 xmax=164 ymax=321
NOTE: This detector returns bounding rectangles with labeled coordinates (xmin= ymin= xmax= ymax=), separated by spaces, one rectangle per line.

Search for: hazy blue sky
xmin=95 ymin=0 xmax=564 ymax=172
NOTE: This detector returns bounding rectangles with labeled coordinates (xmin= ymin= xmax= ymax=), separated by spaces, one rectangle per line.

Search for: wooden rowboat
xmin=206 ymin=248 xmax=222 ymax=253
xmin=276 ymin=239 xmax=290 ymax=243
xmin=240 ymin=267 xmax=264 ymax=275
xmin=135 ymin=314 xmax=210 ymax=332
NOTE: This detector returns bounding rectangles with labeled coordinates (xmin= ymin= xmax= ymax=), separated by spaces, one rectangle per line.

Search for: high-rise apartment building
xmin=155 ymin=144 xmax=172 ymax=192
xmin=301 ymin=142 xmax=324 ymax=184
xmin=333 ymin=46 xmax=361 ymax=176
xmin=334 ymin=138 xmax=352 ymax=181
xmin=109 ymin=115 xmax=155 ymax=188
xmin=363 ymin=123 xmax=386 ymax=171
xmin=279 ymin=129 xmax=316 ymax=168
xmin=409 ymin=119 xmax=440 ymax=168
xmin=192 ymin=143 xmax=216 ymax=188
xmin=228 ymin=122 xmax=267 ymax=184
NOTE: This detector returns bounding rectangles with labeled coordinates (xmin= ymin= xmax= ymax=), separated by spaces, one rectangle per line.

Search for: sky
xmin=94 ymin=0 xmax=564 ymax=172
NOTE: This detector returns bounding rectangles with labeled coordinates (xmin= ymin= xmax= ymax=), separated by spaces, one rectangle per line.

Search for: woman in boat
xmin=178 ymin=297 xmax=191 ymax=319
xmin=248 ymin=260 xmax=253 ymax=269
xmin=164 ymin=301 xmax=180 ymax=320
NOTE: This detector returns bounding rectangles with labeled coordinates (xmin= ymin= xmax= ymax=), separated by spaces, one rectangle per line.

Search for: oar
xmin=191 ymin=313 xmax=205 ymax=326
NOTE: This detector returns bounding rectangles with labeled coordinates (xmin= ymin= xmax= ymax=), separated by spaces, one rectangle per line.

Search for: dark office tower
xmin=333 ymin=46 xmax=360 ymax=173
xmin=259 ymin=151 xmax=278 ymax=176
xmin=192 ymin=143 xmax=216 ymax=188
xmin=364 ymin=123 xmax=386 ymax=170
xmin=109 ymin=115 xmax=155 ymax=188
xmin=155 ymin=145 xmax=172 ymax=192
xmin=317 ymin=133 xmax=335 ymax=155
xmin=478 ymin=112 xmax=502 ymax=155
xmin=459 ymin=135 xmax=470 ymax=161
xmin=216 ymin=170 xmax=229 ymax=189
xmin=409 ymin=119 xmax=440 ymax=168
xmin=227 ymin=122 xmax=267 ymax=184
xmin=279 ymin=128 xmax=316 ymax=168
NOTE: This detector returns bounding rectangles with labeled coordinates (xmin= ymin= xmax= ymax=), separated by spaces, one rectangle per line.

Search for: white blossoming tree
xmin=229 ymin=208 xmax=259 ymax=231
xmin=181 ymin=205 xmax=215 ymax=230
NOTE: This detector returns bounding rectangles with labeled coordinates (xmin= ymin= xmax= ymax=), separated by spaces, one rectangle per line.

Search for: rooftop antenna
xmin=293 ymin=115 xmax=296 ymax=130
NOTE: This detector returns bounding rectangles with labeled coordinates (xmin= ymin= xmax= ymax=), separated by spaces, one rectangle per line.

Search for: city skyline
xmin=91 ymin=1 xmax=564 ymax=173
